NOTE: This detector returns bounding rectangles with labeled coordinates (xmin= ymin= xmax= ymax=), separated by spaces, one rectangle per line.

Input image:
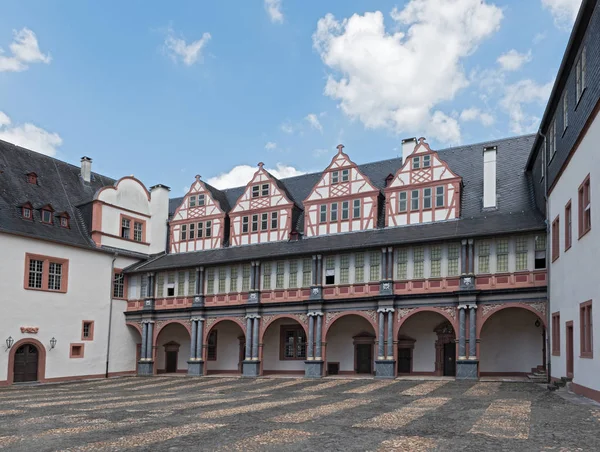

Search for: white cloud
xmin=312 ymin=1 xmax=503 ymax=145
xmin=497 ymin=49 xmax=531 ymax=71
xmin=0 ymin=28 xmax=51 ymax=72
xmin=207 ymin=163 xmax=305 ymax=189
xmin=264 ymin=0 xmax=284 ymax=23
xmin=533 ymin=32 xmax=546 ymax=44
xmin=280 ymin=122 xmax=294 ymax=134
xmin=265 ymin=141 xmax=277 ymax=150
xmin=305 ymin=113 xmax=323 ymax=132
xmin=459 ymin=107 xmax=495 ymax=126
xmin=500 ymin=79 xmax=554 ymax=134
xmin=542 ymin=0 xmax=582 ymax=30
xmin=164 ymin=29 xmax=211 ymax=66
xmin=0 ymin=111 xmax=62 ymax=156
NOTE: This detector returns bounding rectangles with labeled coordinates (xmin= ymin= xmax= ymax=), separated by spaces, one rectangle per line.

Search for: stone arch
xmin=126 ymin=322 xmax=142 ymax=336
xmin=204 ymin=317 xmax=246 ymax=342
xmin=394 ymin=306 xmax=457 ymax=339
xmin=7 ymin=338 xmax=47 ymax=385
xmin=324 ymin=310 xmax=378 ymax=340
xmin=478 ymin=303 xmax=546 ymax=338
xmin=155 ymin=319 xmax=192 ymax=340
xmin=259 ymin=314 xmax=308 ymax=343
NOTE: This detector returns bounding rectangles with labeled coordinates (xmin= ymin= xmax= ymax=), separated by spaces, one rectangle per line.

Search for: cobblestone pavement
xmin=1 ymin=377 xmax=599 ymax=451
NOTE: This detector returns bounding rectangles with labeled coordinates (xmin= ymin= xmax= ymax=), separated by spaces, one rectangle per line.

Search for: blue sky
xmin=0 ymin=0 xmax=581 ymax=193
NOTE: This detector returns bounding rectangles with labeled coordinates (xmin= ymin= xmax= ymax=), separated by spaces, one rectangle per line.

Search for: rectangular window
xmin=42 ymin=209 xmax=52 ymax=224
xmin=411 ymin=190 xmax=419 ymax=211
xmin=289 ymin=260 xmax=298 ymax=288
xmin=207 ymin=330 xmax=217 ymax=360
xmin=580 ymin=301 xmax=593 ymax=357
xmin=398 ymin=192 xmax=407 ymax=212
xmin=206 ymin=268 xmax=214 ymax=294
xmin=281 ymin=326 xmax=306 ymax=360
xmin=548 ymin=120 xmax=556 ymax=161
xmin=516 ymin=237 xmax=528 ymax=271
xmin=331 ymin=202 xmax=338 ymax=221
xmin=576 ymin=46 xmax=586 ymax=101
xmin=252 ymin=214 xmax=259 ymax=232
xmin=218 ymin=268 xmax=227 ymax=293
xmin=113 ymin=271 xmax=125 ymax=298
xmin=552 ymin=217 xmax=560 ymax=262
xmin=435 ymin=186 xmax=444 ymax=208
xmin=331 ymin=171 xmax=339 ymax=184
xmin=252 ymin=185 xmax=260 ymax=198
xmin=167 ymin=272 xmax=175 ymax=296
xmin=188 ymin=271 xmax=196 ymax=296
xmin=121 ymin=218 xmax=130 ymax=239
xmin=369 ymin=251 xmax=380 ymax=281
xmin=353 ymin=199 xmax=361 ymax=218
xmin=48 ymin=262 xmax=63 ymax=291
xmin=565 ymin=201 xmax=572 ymax=250
xmin=563 ymin=90 xmax=568 ymax=131
xmin=552 ymin=312 xmax=560 ymax=355
xmin=276 ymin=261 xmax=285 ymax=289
xmin=325 ymin=256 xmax=336 ymax=285
xmin=423 ymin=155 xmax=431 ymax=168
xmin=496 ymin=239 xmax=509 ymax=273
xmin=354 ymin=253 xmax=364 ymax=283
xmin=413 ymin=247 xmax=424 ymax=279
xmin=27 ymin=259 xmax=43 ymax=289
xmin=190 ymin=223 xmax=196 ymax=240
xmin=430 ymin=245 xmax=441 ymax=277
xmin=198 ymin=194 xmax=205 ymax=206
xmin=412 ymin=157 xmax=420 ymax=169
xmin=181 ymin=224 xmax=187 ymax=241
xmin=189 ymin=195 xmax=196 ymax=207
xmin=342 ymin=169 xmax=350 ymax=182
xmin=70 ymin=344 xmax=84 ymax=359
xmin=242 ymin=216 xmax=249 ymax=234
xmin=447 ymin=244 xmax=459 ymax=276
xmin=82 ymin=321 xmax=94 ymax=341
xmin=320 ymin=204 xmax=327 ymax=223
xmin=177 ymin=271 xmax=185 ymax=296
xmin=140 ymin=274 xmax=148 ymax=298
xmin=229 ymin=266 xmax=238 ymax=293
xmin=205 ymin=220 xmax=212 ymax=238
xmin=261 ymin=184 xmax=269 ymax=197
xmin=341 ymin=201 xmax=349 ymax=220
xmin=478 ymin=242 xmax=490 ymax=274
xmin=397 ymin=248 xmax=408 ymax=280
xmin=157 ymin=273 xmax=164 ymax=297
xmin=263 ymin=262 xmax=272 ymax=290
xmin=534 ymin=234 xmax=546 ymax=270
xmin=340 ymin=255 xmax=350 ymax=284
xmin=423 ymin=188 xmax=432 ymax=209
xmin=23 ymin=207 xmax=31 ymax=219
xmin=302 ymin=258 xmax=312 ymax=287
xmin=579 ymin=175 xmax=591 ymax=238
xmin=261 ymin=213 xmax=268 ymax=231
xmin=242 ymin=264 xmax=251 ymax=292
xmin=271 ymin=211 xmax=278 ymax=229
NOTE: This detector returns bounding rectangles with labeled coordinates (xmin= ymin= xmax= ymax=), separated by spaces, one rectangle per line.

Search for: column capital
xmin=467 ymin=238 xmax=474 ymax=245
xmin=458 ymin=304 xmax=469 ymax=310
xmin=461 ymin=239 xmax=467 ymax=245
xmin=317 ymin=254 xmax=322 ymax=260
xmin=308 ymin=311 xmax=323 ymax=317
xmin=381 ymin=247 xmax=387 ymax=253
xmin=196 ymin=266 xmax=204 ymax=271
xmin=468 ymin=305 xmax=477 ymax=310
xmin=387 ymin=246 xmax=393 ymax=252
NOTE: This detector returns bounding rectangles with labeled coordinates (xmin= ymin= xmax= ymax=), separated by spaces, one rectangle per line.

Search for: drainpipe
xmin=538 ymin=129 xmax=551 ymax=384
xmin=105 ymin=253 xmax=118 ymax=378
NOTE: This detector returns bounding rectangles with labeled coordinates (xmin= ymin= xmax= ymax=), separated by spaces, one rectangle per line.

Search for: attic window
xmin=412 ymin=157 xmax=421 ymax=169
xmin=423 ymin=155 xmax=431 ymax=168
xmin=341 ymin=169 xmax=349 ymax=182
xmin=198 ymin=194 xmax=205 ymax=206
xmin=59 ymin=213 xmax=70 ymax=228
xmin=252 ymin=184 xmax=270 ymax=198
xmin=189 ymin=195 xmax=196 ymax=207
xmin=22 ymin=203 xmax=33 ymax=220
xmin=26 ymin=172 xmax=38 ymax=184
xmin=40 ymin=206 xmax=54 ymax=224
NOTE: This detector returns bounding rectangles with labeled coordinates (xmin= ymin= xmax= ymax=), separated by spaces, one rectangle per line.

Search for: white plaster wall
xmin=326 ymin=315 xmax=375 ymax=373
xmin=549 ymin=113 xmax=600 ymax=391
xmin=0 ymin=234 xmax=140 ymax=382
xmin=479 ymin=308 xmax=543 ymax=374
xmin=155 ymin=323 xmax=190 ymax=372
xmin=262 ymin=319 xmax=305 ymax=372
xmin=206 ymin=322 xmax=244 ymax=372
xmin=398 ymin=312 xmax=449 ymax=373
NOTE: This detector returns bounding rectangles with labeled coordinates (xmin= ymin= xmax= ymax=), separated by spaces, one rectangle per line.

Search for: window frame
xmin=330 ymin=202 xmax=338 ymax=222
xmin=552 ymin=216 xmax=560 ymax=262
xmin=341 ymin=169 xmax=350 ymax=182
xmin=242 ymin=216 xmax=249 ymax=234
xmin=22 ymin=203 xmax=33 ymax=221
xmin=576 ymin=46 xmax=587 ymax=104
xmin=398 ymin=192 xmax=408 ymax=213
xmin=341 ymin=201 xmax=349 ymax=220
xmin=580 ymin=300 xmax=593 ymax=358
xmin=24 ymin=253 xmax=69 ymax=294
xmin=412 ymin=156 xmax=420 ymax=170
xmin=352 ymin=199 xmax=361 ymax=219
xmin=423 ymin=154 xmax=431 ymax=168
xmin=410 ymin=190 xmax=420 ymax=211
xmin=81 ymin=320 xmax=95 ymax=341
xmin=69 ymin=343 xmax=85 ymax=359
xmin=331 ymin=171 xmax=339 ymax=185
xmin=435 ymin=186 xmax=445 ymax=208
xmin=112 ymin=269 xmax=127 ymax=299
xmin=119 ymin=214 xmax=146 ymax=243
xmin=565 ymin=201 xmax=572 ymax=251
xmin=423 ymin=187 xmax=432 ymax=210
xmin=41 ymin=208 xmax=53 ymax=225
xmin=280 ymin=325 xmax=307 ymax=360
xmin=319 ymin=204 xmax=327 ymax=223
xmin=578 ymin=174 xmax=591 ymax=239
xmin=59 ymin=214 xmax=70 ymax=228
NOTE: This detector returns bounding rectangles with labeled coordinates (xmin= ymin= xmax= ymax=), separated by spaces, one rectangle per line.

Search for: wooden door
xmin=443 ymin=342 xmax=456 ymax=376
xmin=165 ymin=351 xmax=178 ymax=373
xmin=566 ymin=322 xmax=574 ymax=378
xmin=397 ymin=348 xmax=412 ymax=374
xmin=356 ymin=344 xmax=372 ymax=374
xmin=14 ymin=344 xmax=38 ymax=383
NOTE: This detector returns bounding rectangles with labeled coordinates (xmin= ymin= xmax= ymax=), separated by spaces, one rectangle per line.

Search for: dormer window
xmin=413 ymin=157 xmax=421 ymax=170
xmin=252 ymin=184 xmax=270 ymax=198
xmin=59 ymin=213 xmax=70 ymax=228
xmin=41 ymin=206 xmax=54 ymax=224
xmin=22 ymin=203 xmax=33 ymax=220
xmin=341 ymin=169 xmax=349 ymax=182
xmin=423 ymin=155 xmax=431 ymax=168
xmin=26 ymin=172 xmax=38 ymax=184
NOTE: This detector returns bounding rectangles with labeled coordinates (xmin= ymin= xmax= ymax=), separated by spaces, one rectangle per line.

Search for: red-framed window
xmin=552 ymin=312 xmax=560 ymax=356
xmin=40 ymin=205 xmax=54 ymax=224
xmin=551 ymin=216 xmax=560 ymax=262
xmin=59 ymin=212 xmax=70 ymax=229
xmin=120 ymin=214 xmax=146 ymax=242
xmin=565 ymin=201 xmax=572 ymax=251
xmin=578 ymin=174 xmax=591 ymax=238
xmin=81 ymin=321 xmax=95 ymax=341
xmin=207 ymin=330 xmax=217 ymax=360
xmin=24 ymin=253 xmax=69 ymax=293
xmin=26 ymin=172 xmax=38 ymax=184
xmin=22 ymin=202 xmax=33 ymax=220
xmin=580 ymin=301 xmax=593 ymax=358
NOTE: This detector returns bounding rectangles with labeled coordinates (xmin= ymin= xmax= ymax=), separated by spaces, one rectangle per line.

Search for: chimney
xmin=80 ymin=156 xmax=92 ymax=183
xmin=149 ymin=184 xmax=171 ymax=255
xmin=483 ymin=145 xmax=497 ymax=208
xmin=401 ymin=137 xmax=417 ymax=165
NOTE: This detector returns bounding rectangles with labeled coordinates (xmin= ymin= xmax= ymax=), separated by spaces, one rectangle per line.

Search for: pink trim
xmin=6 ymin=338 xmax=47 ymax=385
xmin=81 ymin=320 xmax=95 ymax=341
xmin=69 ymin=343 xmax=85 ymax=358
xmin=23 ymin=253 xmax=69 ymax=294
xmin=394 ymin=306 xmax=458 ymax=340
xmin=477 ymin=303 xmax=546 ymax=338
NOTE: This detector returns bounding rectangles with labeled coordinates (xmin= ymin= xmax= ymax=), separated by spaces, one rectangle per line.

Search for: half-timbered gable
xmin=170 ymin=175 xmax=227 ymax=253
xmin=303 ymin=145 xmax=380 ymax=237
xmin=229 ymin=163 xmax=295 ymax=246
xmin=385 ymin=138 xmax=462 ymax=227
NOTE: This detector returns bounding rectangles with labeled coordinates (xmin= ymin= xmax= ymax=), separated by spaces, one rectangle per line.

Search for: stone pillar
xmin=140 ymin=322 xmax=148 ymax=360
xmin=315 ymin=314 xmax=323 ymax=360
xmin=307 ymin=314 xmax=315 ymax=360
xmin=311 ymin=255 xmax=317 ymax=285
xmin=243 ymin=315 xmax=260 ymax=377
xmin=469 ymin=306 xmax=477 ymax=358
xmin=375 ymin=308 xmax=395 ymax=378
xmin=138 ymin=321 xmax=154 ymax=376
xmin=386 ymin=310 xmax=394 ymax=359
xmin=458 ymin=306 xmax=466 ymax=359
xmin=245 ymin=316 xmax=253 ymax=360
xmin=250 ymin=262 xmax=256 ymax=290
xmin=461 ymin=240 xmax=467 ymax=274
xmin=252 ymin=317 xmax=260 ymax=360
xmin=305 ymin=312 xmax=323 ymax=378
xmin=456 ymin=304 xmax=479 ymax=380
xmin=189 ymin=319 xmax=198 ymax=360
xmin=196 ymin=318 xmax=204 ymax=360
xmin=468 ymin=239 xmax=474 ymax=274
xmin=377 ymin=310 xmax=385 ymax=360
xmin=187 ymin=318 xmax=204 ymax=376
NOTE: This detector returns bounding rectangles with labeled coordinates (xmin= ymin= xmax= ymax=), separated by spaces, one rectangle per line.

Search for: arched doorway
xmin=205 ymin=320 xmax=245 ymax=375
xmin=261 ymin=317 xmax=307 ymax=376
xmin=155 ymin=322 xmax=190 ymax=374
xmin=397 ymin=311 xmax=456 ymax=376
xmin=14 ymin=344 xmax=39 ymax=383
xmin=325 ymin=314 xmax=377 ymax=376
xmin=479 ymin=307 xmax=545 ymax=376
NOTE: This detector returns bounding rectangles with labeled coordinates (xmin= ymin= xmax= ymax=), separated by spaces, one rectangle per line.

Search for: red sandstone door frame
xmin=566 ymin=321 xmax=574 ymax=379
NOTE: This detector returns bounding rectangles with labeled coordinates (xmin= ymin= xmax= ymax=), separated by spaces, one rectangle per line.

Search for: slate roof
xmin=129 ymin=133 xmax=545 ymax=273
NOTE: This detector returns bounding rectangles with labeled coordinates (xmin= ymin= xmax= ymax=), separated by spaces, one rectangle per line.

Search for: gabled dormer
xmin=40 ymin=204 xmax=55 ymax=224
xmin=385 ymin=137 xmax=461 ymax=227
xmin=303 ymin=144 xmax=379 ymax=237
xmin=229 ymin=162 xmax=295 ymax=246
xmin=170 ymin=175 xmax=227 ymax=253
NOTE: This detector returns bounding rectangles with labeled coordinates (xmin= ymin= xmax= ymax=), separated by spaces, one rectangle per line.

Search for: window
xmin=207 ymin=330 xmax=217 ymax=360
xmin=496 ymin=239 xmax=509 ymax=273
xmin=563 ymin=90 xmax=568 ymax=131
xmin=27 ymin=172 xmax=37 ymax=184
xmin=47 ymin=262 xmax=63 ymax=291
xmin=242 ymin=264 xmax=251 ymax=291
xmin=320 ymin=205 xmax=327 ymax=223
xmin=113 ymin=271 xmax=125 ymax=298
xmin=189 ymin=195 xmax=196 ymax=207
xmin=191 ymin=223 xmax=197 ymax=239
xmin=580 ymin=301 xmax=593 ymax=358
xmin=261 ymin=213 xmax=268 ymax=231
xmin=341 ymin=201 xmax=349 ymax=220
xmin=576 ymin=46 xmax=586 ymax=101
xmin=341 ymin=169 xmax=349 ymax=182
xmin=325 ymin=256 xmax=335 ymax=285
xmin=565 ymin=201 xmax=572 ymax=250
xmin=281 ymin=326 xmax=306 ymax=360
xmin=60 ymin=215 xmax=69 ymax=228
xmin=121 ymin=218 xmax=130 ymax=239
xmin=447 ymin=244 xmax=459 ymax=276
xmin=167 ymin=272 xmax=175 ymax=296
xmin=423 ymin=188 xmax=432 ymax=209
xmin=478 ymin=242 xmax=490 ymax=274
xmin=354 ymin=253 xmax=364 ymax=283
xmin=252 ymin=214 xmax=259 ymax=232
xmin=157 ymin=273 xmax=164 ymax=297
xmin=276 ymin=261 xmax=285 ymax=289
xmin=302 ymin=258 xmax=312 ymax=287
xmin=133 ymin=222 xmax=143 ymax=242
xmin=369 ymin=251 xmax=380 ymax=281
xmin=271 ymin=211 xmax=278 ymax=229
xmin=289 ymin=260 xmax=298 ymax=288
xmin=188 ymin=271 xmax=196 ymax=296
xmin=41 ymin=209 xmax=52 ymax=224
xmin=516 ymin=237 xmax=528 ymax=271
xmin=229 ymin=266 xmax=238 ymax=292
xmin=70 ymin=344 xmax=84 ymax=359
xmin=397 ymin=248 xmax=408 ymax=280
xmin=263 ymin=262 xmax=272 ymax=290
xmin=353 ymin=199 xmax=361 ymax=218
xmin=217 ymin=268 xmax=226 ymax=293
xmin=252 ymin=185 xmax=260 ymax=198
xmin=578 ymin=175 xmax=591 ymax=238
xmin=206 ymin=220 xmax=212 ymax=238
xmin=82 ymin=321 xmax=94 ymax=341
xmin=206 ymin=268 xmax=214 ymax=294
xmin=411 ymin=190 xmax=419 ymax=211
xmin=435 ymin=186 xmax=444 ymax=208
xmin=548 ymin=120 xmax=556 ymax=161
xmin=430 ymin=245 xmax=441 ymax=277
xmin=331 ymin=171 xmax=339 ymax=184
xmin=534 ymin=234 xmax=546 ymax=269
xmin=340 ymin=255 xmax=350 ymax=284
xmin=398 ymin=192 xmax=407 ymax=212
xmin=261 ymin=184 xmax=269 ymax=197
xmin=423 ymin=155 xmax=431 ymax=168
xmin=242 ymin=216 xmax=249 ymax=234
xmin=22 ymin=205 xmax=32 ymax=220
xmin=331 ymin=202 xmax=338 ymax=221
xmin=412 ymin=157 xmax=420 ymax=169
xmin=198 ymin=194 xmax=205 ymax=206
xmin=413 ymin=247 xmax=424 ymax=279
xmin=140 ymin=274 xmax=148 ymax=298
xmin=551 ymin=313 xmax=560 ymax=355
xmin=28 ymin=259 xmax=43 ymax=289
xmin=181 ymin=224 xmax=187 ymax=241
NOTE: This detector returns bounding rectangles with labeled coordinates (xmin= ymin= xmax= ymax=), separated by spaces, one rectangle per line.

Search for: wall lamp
xmin=50 ymin=337 xmax=57 ymax=350
xmin=6 ymin=336 xmax=14 ymax=351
